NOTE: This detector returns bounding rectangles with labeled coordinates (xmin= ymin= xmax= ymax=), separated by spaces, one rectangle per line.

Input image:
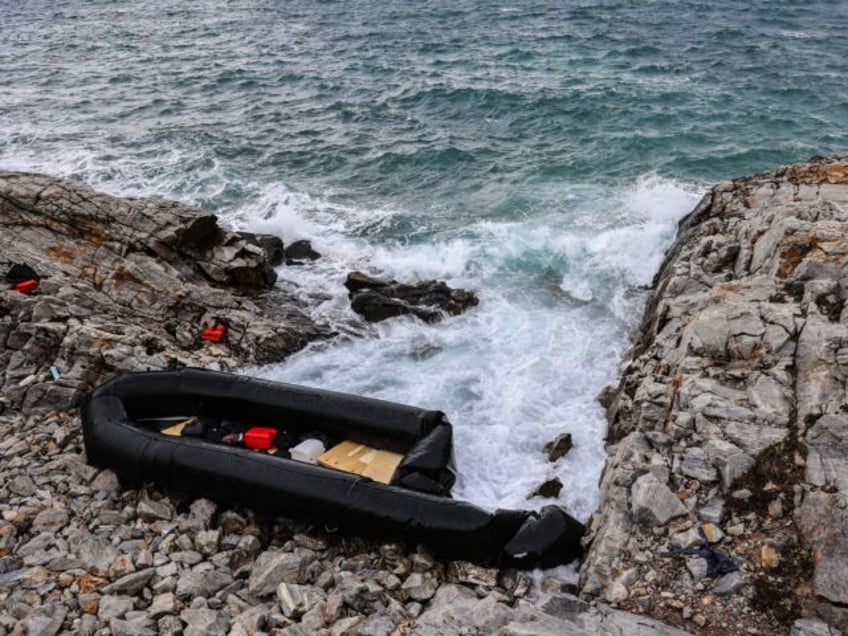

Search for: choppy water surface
xmin=2 ymin=1 xmax=846 ymax=520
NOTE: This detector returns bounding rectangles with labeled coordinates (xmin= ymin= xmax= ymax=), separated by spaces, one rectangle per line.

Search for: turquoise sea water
xmin=2 ymin=1 xmax=847 ymax=520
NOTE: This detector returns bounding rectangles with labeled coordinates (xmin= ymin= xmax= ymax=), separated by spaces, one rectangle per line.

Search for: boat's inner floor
xmin=135 ymin=414 xmax=407 ymax=485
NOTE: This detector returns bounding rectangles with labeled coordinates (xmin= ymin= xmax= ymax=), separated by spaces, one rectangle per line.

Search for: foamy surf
xmin=238 ymin=175 xmax=703 ymax=523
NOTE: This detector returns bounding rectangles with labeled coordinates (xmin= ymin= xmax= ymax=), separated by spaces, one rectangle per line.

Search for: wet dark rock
xmin=344 ymin=271 xmax=478 ymax=323
xmin=529 ymin=477 xmax=563 ymax=499
xmin=544 ymin=433 xmax=573 ymax=462
xmin=238 ymin=231 xmax=285 ymax=266
xmin=284 ymin=240 xmax=321 ymax=263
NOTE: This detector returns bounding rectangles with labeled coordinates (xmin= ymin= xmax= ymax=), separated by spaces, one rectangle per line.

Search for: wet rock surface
xmin=345 ymin=270 xmax=479 ymax=323
xmin=580 ymin=156 xmax=848 ymax=634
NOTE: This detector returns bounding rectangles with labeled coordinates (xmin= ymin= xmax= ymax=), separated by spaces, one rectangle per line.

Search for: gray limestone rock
xmin=137 ymin=498 xmax=172 ymax=522
xmin=147 ymin=592 xmax=178 ymax=619
xmin=713 ymin=571 xmax=743 ymax=595
xmin=679 ymin=447 xmax=717 ymax=482
xmin=109 ymin=616 xmax=157 ymax=636
xmin=9 ymin=475 xmax=37 ymax=497
xmin=335 ymin=573 xmax=384 ymax=612
xmin=580 ymin=156 xmax=848 ymax=635
xmin=630 ymin=473 xmax=688 ymax=525
xmin=91 ymin=469 xmax=120 ymax=491
xmin=401 ymin=572 xmax=438 ymax=602
xmin=248 ymin=551 xmax=306 ymax=597
xmin=0 ymin=171 xmax=319 ymax=413
xmin=797 ymin=491 xmax=848 ymax=606
xmin=157 ymin=615 xmax=184 ymax=636
xmin=446 ymin=561 xmax=498 ymax=588
xmin=277 ymin=582 xmax=326 ymax=619
xmin=806 ymin=414 xmax=848 ymax=491
xmin=176 ymin=568 xmax=234 ymax=599
xmin=411 ymin=585 xmax=514 ymax=636
xmin=352 ymin=611 xmax=399 ymax=636
xmin=98 ymin=595 xmax=135 ymax=622
xmin=791 ymin=618 xmax=843 ymax=636
xmin=195 ymin=529 xmax=220 ymax=556
xmin=182 ymin=499 xmax=217 ymax=531
xmin=31 ymin=509 xmax=69 ymax=531
xmin=231 ymin=604 xmax=271 ymax=635
xmin=180 ymin=608 xmax=231 ymax=636
xmin=16 ymin=604 xmax=67 ymax=636
xmin=102 ymin=568 xmax=155 ymax=595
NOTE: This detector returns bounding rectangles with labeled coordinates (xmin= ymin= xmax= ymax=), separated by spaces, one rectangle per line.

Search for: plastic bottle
xmin=290 ymin=439 xmax=325 ymax=464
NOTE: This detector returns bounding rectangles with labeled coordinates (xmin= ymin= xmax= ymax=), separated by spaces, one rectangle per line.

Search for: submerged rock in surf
xmin=284 ymin=239 xmax=321 ymax=263
xmin=345 ymin=271 xmax=478 ymax=323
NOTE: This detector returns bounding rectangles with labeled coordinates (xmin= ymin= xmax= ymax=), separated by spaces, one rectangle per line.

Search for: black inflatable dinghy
xmin=82 ymin=368 xmax=584 ymax=567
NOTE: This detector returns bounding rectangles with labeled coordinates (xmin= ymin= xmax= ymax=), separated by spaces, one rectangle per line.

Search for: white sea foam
xmin=0 ymin=134 xmax=229 ymax=205
xmin=242 ymin=174 xmax=702 ymax=523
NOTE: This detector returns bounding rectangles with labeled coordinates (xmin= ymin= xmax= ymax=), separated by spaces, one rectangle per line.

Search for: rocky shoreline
xmin=0 ymin=171 xmax=675 ymax=635
xmin=2 ymin=159 xmax=847 ymax=635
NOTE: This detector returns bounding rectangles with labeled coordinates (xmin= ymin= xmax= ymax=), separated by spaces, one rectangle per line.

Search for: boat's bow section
xmin=81 ymin=369 xmax=585 ymax=567
xmin=391 ymin=419 xmax=456 ymax=496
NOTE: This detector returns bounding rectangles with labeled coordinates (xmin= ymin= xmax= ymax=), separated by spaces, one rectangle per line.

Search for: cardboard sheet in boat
xmin=318 ymin=441 xmax=404 ymax=484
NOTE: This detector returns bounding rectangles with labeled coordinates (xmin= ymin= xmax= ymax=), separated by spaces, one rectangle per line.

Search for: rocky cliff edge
xmin=580 ymin=156 xmax=848 ymax=635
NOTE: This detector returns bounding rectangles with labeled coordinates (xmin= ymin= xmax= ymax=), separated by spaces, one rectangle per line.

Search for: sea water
xmin=2 ymin=0 xmax=847 ymax=522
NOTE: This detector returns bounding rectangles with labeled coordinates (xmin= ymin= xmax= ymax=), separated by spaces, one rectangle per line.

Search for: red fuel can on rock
xmin=201 ymin=324 xmax=226 ymax=342
xmin=13 ymin=279 xmax=39 ymax=294
xmin=244 ymin=427 xmax=277 ymax=450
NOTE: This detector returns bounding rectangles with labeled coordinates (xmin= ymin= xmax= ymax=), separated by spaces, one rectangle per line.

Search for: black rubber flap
xmin=391 ymin=421 xmax=456 ymax=496
xmin=502 ymin=505 xmax=585 ymax=568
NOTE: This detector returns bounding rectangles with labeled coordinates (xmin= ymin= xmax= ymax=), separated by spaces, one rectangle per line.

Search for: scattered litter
xmin=161 ymin=417 xmax=196 ymax=437
xmin=290 ymin=438 xmax=325 ymax=464
xmin=662 ymin=526 xmax=739 ymax=577
xmin=48 ymin=365 xmax=61 ymax=381
xmin=4 ymin=262 xmax=41 ymax=284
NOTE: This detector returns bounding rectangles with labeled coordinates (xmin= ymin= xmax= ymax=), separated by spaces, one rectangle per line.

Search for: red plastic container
xmin=244 ymin=427 xmax=277 ymax=450
xmin=201 ymin=325 xmax=226 ymax=342
xmin=13 ymin=279 xmax=39 ymax=294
